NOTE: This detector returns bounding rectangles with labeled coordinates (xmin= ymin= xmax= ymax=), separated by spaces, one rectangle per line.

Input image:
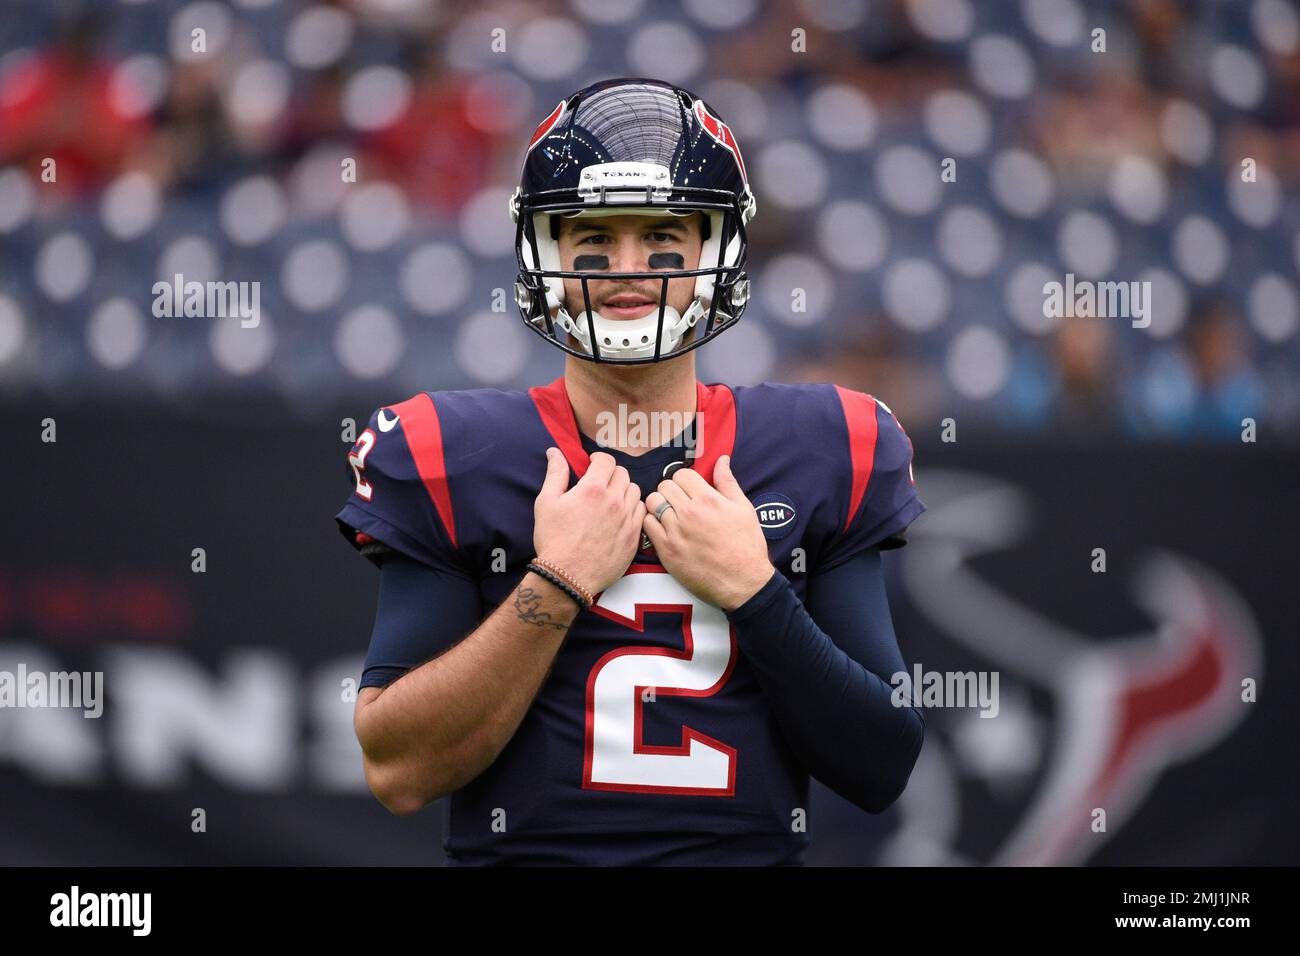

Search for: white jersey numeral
xmin=583 ymin=567 xmax=737 ymax=795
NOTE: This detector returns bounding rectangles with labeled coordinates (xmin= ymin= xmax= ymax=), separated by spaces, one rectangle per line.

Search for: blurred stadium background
xmin=1 ymin=0 xmax=1297 ymax=865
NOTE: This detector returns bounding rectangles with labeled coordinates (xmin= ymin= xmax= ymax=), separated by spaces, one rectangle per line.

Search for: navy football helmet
xmin=511 ymin=78 xmax=757 ymax=364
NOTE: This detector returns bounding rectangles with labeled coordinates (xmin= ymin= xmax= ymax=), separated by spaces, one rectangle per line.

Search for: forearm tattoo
xmin=514 ymin=586 xmax=569 ymax=631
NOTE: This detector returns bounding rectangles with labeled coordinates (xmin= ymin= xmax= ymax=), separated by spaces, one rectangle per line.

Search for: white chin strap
xmin=560 ymin=302 xmax=706 ymax=360
xmin=522 ymin=208 xmax=741 ymax=361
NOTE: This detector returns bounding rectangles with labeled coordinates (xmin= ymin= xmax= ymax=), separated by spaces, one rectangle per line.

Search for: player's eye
xmin=579 ymin=234 xmax=609 ymax=244
xmin=648 ymin=232 xmax=677 ymax=243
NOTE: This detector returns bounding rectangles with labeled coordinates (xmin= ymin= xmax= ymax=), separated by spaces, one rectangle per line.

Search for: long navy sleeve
xmin=359 ymin=548 xmax=483 ymax=690
xmin=725 ymin=548 xmax=924 ymax=814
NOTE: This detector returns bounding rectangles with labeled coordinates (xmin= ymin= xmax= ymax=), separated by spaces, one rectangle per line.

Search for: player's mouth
xmin=601 ymin=295 xmax=658 ymax=319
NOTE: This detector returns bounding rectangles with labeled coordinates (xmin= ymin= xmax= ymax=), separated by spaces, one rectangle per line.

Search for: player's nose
xmin=609 ymin=235 xmax=652 ymax=273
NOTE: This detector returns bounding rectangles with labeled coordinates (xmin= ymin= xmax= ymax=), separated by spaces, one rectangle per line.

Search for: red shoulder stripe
xmin=389 ymin=393 xmax=457 ymax=548
xmin=832 ymin=386 xmax=878 ymax=533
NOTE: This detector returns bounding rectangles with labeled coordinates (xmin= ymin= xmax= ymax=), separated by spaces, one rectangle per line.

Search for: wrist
xmin=720 ymin=562 xmax=777 ymax=613
xmin=521 ymin=571 xmax=583 ymax=623
xmin=529 ymin=556 xmax=593 ymax=610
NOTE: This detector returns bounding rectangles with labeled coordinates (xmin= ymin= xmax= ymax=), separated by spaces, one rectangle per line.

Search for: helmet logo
xmin=526 ymin=99 xmax=568 ymax=153
xmin=693 ymin=100 xmax=747 ymax=185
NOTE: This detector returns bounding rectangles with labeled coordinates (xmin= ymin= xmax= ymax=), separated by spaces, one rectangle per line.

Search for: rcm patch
xmin=752 ymin=492 xmax=798 ymax=540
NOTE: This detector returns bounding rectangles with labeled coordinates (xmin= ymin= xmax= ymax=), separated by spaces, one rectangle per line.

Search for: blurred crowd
xmin=0 ymin=0 xmax=1297 ymax=441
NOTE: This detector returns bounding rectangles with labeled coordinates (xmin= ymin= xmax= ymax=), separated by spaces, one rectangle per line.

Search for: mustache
xmin=573 ymin=283 xmax=661 ymax=306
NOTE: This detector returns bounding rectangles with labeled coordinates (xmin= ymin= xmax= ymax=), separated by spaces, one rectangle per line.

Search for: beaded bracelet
xmin=530 ymin=556 xmax=594 ymax=607
xmin=524 ymin=562 xmax=590 ymax=612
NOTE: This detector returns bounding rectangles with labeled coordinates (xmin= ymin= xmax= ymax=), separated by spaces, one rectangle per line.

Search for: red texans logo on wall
xmin=693 ymin=100 xmax=747 ymax=185
xmin=527 ymin=99 xmax=568 ymax=153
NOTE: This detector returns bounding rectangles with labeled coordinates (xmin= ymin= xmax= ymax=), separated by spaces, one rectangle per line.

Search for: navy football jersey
xmin=336 ymin=376 xmax=924 ymax=864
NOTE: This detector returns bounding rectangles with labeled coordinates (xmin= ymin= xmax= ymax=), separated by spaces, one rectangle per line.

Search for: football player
xmin=337 ymin=78 xmax=926 ymax=865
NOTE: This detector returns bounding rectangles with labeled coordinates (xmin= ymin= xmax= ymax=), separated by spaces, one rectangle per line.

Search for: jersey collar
xmin=528 ymin=376 xmax=736 ymax=487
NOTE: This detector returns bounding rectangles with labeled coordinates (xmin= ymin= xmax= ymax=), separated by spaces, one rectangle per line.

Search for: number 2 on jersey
xmin=583 ymin=566 xmax=737 ymax=796
xmin=348 ymin=429 xmax=376 ymax=501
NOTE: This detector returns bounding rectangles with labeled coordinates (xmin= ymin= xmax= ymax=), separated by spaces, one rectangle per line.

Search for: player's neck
xmin=563 ymin=353 xmax=698 ymax=458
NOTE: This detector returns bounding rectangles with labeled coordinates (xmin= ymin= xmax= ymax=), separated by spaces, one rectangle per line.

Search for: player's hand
xmin=642 ymin=455 xmax=775 ymax=611
xmin=534 ymin=448 xmax=647 ymax=595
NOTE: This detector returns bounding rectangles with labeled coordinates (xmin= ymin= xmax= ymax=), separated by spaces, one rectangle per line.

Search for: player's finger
xmin=670 ymin=466 xmax=711 ymax=499
xmin=581 ymin=451 xmax=617 ymax=488
xmin=642 ymin=506 xmax=667 ymax=549
xmin=623 ymin=481 xmax=642 ymax=510
xmin=655 ymin=478 xmax=690 ymax=511
xmin=624 ymin=494 xmax=647 ymax=535
xmin=609 ymin=464 xmax=631 ymax=497
xmin=646 ymin=490 xmax=680 ymax=527
xmin=537 ymin=447 xmax=570 ymax=501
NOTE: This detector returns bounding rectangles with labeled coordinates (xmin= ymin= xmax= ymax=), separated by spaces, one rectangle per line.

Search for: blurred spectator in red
xmin=363 ymin=62 xmax=505 ymax=217
xmin=0 ymin=12 xmax=149 ymax=196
